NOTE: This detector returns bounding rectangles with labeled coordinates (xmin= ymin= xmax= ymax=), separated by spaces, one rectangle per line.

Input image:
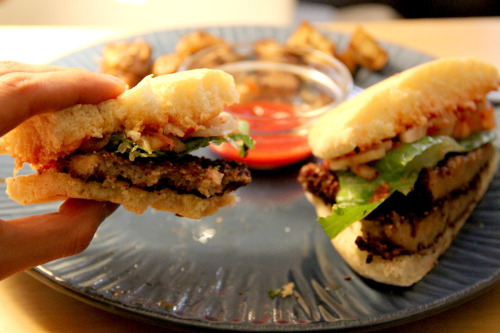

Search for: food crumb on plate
xmin=280 ymin=282 xmax=295 ymax=298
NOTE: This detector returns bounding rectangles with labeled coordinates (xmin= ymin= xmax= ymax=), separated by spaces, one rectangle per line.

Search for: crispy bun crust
xmin=0 ymin=69 xmax=239 ymax=167
xmin=309 ymin=57 xmax=499 ymax=160
xmin=6 ymin=168 xmax=236 ymax=219
xmin=305 ymin=150 xmax=498 ymax=286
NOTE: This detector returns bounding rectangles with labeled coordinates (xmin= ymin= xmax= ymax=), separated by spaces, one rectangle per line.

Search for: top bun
xmin=0 ymin=68 xmax=239 ymax=167
xmin=309 ymin=57 xmax=499 ymax=160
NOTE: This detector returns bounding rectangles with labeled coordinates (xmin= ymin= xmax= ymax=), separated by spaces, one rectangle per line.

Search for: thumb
xmin=0 ymin=199 xmax=118 ymax=280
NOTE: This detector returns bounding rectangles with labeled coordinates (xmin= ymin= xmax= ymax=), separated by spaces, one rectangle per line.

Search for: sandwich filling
xmin=38 ymin=124 xmax=253 ymax=199
xmin=298 ymin=93 xmax=497 ymax=261
xmin=32 ymin=113 xmax=254 ymax=200
xmin=54 ymin=150 xmax=251 ymax=199
xmin=299 ymin=96 xmax=497 ymax=262
xmin=299 ymin=142 xmax=496 ymax=261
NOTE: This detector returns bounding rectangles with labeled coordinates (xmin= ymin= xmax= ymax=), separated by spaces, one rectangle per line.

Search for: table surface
xmin=0 ymin=17 xmax=499 ymax=333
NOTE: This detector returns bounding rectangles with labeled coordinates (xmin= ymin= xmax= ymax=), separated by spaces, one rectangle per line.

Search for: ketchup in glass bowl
xmin=181 ymin=42 xmax=353 ymax=169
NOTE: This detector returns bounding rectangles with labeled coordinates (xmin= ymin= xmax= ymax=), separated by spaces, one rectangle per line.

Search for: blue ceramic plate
xmin=2 ymin=26 xmax=499 ymax=332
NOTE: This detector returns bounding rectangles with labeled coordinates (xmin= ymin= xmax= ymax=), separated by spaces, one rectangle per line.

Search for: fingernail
xmin=104 ymin=74 xmax=129 ymax=89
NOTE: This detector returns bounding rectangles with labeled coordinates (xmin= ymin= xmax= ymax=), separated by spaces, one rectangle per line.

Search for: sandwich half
xmin=0 ymin=68 xmax=253 ymax=219
xmin=298 ymin=57 xmax=499 ymax=286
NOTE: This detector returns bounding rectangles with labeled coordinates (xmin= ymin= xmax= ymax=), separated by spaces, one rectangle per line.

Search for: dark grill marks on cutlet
xmin=55 ymin=151 xmax=251 ymax=198
xmin=297 ymin=162 xmax=340 ymax=205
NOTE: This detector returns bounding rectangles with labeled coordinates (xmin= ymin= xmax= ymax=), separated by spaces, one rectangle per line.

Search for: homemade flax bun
xmin=298 ymin=57 xmax=499 ymax=286
xmin=1 ymin=69 xmax=253 ymax=218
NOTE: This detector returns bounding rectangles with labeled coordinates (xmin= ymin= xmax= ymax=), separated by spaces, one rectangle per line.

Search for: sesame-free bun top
xmin=308 ymin=57 xmax=499 ymax=160
xmin=0 ymin=68 xmax=239 ymax=167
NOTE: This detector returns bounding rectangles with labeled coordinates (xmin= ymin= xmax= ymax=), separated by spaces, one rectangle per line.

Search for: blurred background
xmin=1 ymin=0 xmax=499 ymax=29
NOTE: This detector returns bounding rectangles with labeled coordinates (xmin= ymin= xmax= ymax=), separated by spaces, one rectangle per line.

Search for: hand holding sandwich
xmin=0 ymin=61 xmax=127 ymax=280
xmin=1 ymin=64 xmax=252 ymax=218
xmin=0 ymin=61 xmax=252 ymax=279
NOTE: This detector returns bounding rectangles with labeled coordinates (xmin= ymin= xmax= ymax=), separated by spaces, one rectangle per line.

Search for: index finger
xmin=0 ymin=61 xmax=71 ymax=76
xmin=0 ymin=63 xmax=127 ymax=136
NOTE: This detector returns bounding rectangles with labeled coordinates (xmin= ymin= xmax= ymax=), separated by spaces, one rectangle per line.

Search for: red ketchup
xmin=210 ymin=101 xmax=312 ymax=169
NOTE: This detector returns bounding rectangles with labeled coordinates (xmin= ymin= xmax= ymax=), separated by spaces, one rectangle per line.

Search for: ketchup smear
xmin=210 ymin=101 xmax=312 ymax=169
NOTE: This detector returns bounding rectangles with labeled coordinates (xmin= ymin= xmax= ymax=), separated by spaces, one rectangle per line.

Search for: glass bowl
xmin=181 ymin=42 xmax=353 ymax=169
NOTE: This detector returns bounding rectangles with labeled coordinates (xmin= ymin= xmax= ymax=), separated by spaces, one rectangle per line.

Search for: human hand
xmin=0 ymin=61 xmax=127 ymax=280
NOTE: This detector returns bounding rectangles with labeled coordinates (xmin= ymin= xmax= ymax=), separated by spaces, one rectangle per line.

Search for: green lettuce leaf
xmin=318 ymin=130 xmax=496 ymax=239
xmin=106 ymin=128 xmax=254 ymax=162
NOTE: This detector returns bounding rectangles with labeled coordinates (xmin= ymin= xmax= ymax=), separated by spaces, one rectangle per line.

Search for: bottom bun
xmin=6 ymin=169 xmax=236 ymax=219
xmin=306 ymin=150 xmax=498 ymax=287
